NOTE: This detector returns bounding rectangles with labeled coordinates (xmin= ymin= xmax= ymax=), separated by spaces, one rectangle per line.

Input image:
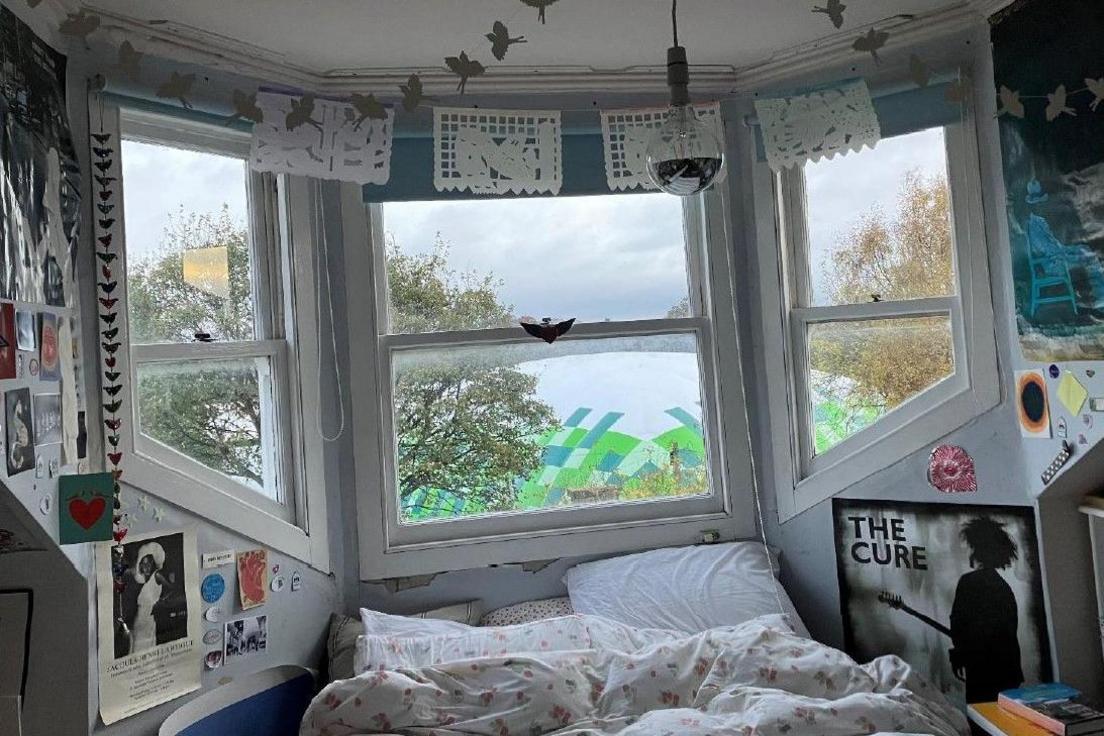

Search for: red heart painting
xmin=69 ymin=496 xmax=106 ymax=529
xmin=237 ymin=549 xmax=268 ymax=609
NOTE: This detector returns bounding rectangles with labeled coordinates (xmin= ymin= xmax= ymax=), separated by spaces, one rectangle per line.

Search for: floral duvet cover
xmin=301 ymin=615 xmax=967 ymax=736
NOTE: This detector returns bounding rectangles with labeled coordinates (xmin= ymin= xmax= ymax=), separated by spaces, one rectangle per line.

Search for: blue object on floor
xmin=159 ymin=665 xmax=315 ymax=736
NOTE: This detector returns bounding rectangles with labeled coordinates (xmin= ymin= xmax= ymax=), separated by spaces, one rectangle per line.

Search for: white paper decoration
xmin=754 ymin=79 xmax=881 ymax=172
xmin=250 ymin=92 xmax=394 ymax=185
xmin=433 ymin=107 xmax=562 ymax=195
xmin=600 ymin=102 xmax=726 ymax=192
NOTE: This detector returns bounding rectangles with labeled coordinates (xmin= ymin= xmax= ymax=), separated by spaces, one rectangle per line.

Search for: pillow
xmin=360 ymin=605 xmax=477 ymax=638
xmin=354 ymin=614 xmax=590 ymax=674
xmin=409 ymin=600 xmax=484 ymax=626
xmin=326 ymin=613 xmax=362 ymax=682
xmin=563 ymin=542 xmax=810 ymax=638
xmin=480 ymin=597 xmax=573 ymax=626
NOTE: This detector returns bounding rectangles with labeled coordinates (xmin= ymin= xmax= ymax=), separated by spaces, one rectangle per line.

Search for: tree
xmin=809 ymin=172 xmax=955 ymax=438
xmin=387 ymin=237 xmax=558 ymax=516
xmin=128 ymin=207 xmax=264 ymax=486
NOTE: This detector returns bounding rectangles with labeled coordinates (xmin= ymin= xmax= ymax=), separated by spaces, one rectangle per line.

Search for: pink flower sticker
xmin=927 ymin=444 xmax=977 ymax=493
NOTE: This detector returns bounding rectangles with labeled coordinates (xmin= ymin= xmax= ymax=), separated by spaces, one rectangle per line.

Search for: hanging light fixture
xmin=646 ymin=0 xmax=725 ymax=196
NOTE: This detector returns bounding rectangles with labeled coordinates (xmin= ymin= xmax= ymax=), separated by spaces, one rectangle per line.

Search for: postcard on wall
xmin=237 ymin=549 xmax=268 ymax=610
xmin=96 ymin=528 xmax=201 ymax=724
xmin=32 ymin=393 xmax=61 ymax=446
xmin=5 ymin=388 xmax=35 ymax=476
xmin=833 ymin=498 xmax=1051 ymax=707
xmin=38 ymin=312 xmax=59 ymax=381
xmin=14 ymin=311 xmax=34 ymax=352
xmin=58 ymin=472 xmax=114 ymax=544
xmin=224 ymin=615 xmax=267 ymax=663
xmin=0 ymin=303 xmax=15 ymax=380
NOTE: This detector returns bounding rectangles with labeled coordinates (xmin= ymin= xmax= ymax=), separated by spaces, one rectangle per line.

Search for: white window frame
xmin=756 ymin=85 xmax=999 ymax=521
xmin=345 ymin=183 xmax=757 ymax=579
xmin=104 ymin=102 xmax=329 ymax=568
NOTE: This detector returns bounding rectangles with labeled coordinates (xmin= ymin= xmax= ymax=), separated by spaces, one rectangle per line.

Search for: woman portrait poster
xmin=112 ymin=532 xmax=189 ymax=658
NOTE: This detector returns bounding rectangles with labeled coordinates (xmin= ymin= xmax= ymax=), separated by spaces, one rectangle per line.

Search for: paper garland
xmin=433 ymin=107 xmax=562 ymax=195
xmin=600 ymin=102 xmax=726 ymax=192
xmin=250 ymin=91 xmax=394 ymax=185
xmin=754 ymin=79 xmax=882 ymax=172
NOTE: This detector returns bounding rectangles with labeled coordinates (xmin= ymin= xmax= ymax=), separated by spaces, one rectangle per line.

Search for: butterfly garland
xmin=996 ymin=78 xmax=1104 ymax=122
xmin=89 ymin=127 xmax=127 ymax=563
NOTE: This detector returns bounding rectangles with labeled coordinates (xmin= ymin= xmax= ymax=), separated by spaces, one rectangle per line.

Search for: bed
xmin=304 ymin=543 xmax=968 ymax=736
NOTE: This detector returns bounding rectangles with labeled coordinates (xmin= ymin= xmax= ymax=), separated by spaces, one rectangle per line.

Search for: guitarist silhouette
xmin=878 ymin=516 xmax=1024 ymax=703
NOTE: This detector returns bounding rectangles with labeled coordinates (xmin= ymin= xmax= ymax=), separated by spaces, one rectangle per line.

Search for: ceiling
xmin=86 ymin=0 xmax=971 ymax=78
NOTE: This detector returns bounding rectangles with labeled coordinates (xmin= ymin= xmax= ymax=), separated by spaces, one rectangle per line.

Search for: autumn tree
xmin=810 ymin=171 xmax=955 ymax=443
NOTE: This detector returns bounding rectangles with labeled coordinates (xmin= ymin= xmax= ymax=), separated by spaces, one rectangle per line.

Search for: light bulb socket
xmin=666 ymin=46 xmax=690 ymax=106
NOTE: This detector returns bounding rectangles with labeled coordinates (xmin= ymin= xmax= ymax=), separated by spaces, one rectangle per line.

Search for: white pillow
xmin=360 ymin=606 xmax=476 ymax=638
xmin=354 ymin=613 xmax=591 ymax=674
xmin=563 ymin=542 xmax=809 ymax=638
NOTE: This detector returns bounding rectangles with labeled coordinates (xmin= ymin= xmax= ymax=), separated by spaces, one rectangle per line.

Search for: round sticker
xmin=204 ymin=606 xmax=223 ymax=623
xmin=1049 ymin=364 xmax=1061 ymax=379
xmin=270 ymin=574 xmax=286 ymax=593
xmin=204 ymin=650 xmax=223 ymax=670
xmin=202 ymin=629 xmax=222 ymax=646
xmin=38 ymin=494 xmax=51 ymax=515
xmin=200 ymin=573 xmax=226 ymax=604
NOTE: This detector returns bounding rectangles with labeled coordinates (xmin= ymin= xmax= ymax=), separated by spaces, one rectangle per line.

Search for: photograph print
xmin=32 ymin=393 xmax=61 ymax=445
xmin=5 ymin=387 xmax=34 ymax=476
xmin=833 ymin=498 xmax=1050 ymax=706
xmin=224 ymin=615 xmax=267 ymax=662
xmin=112 ymin=531 xmax=189 ymax=659
xmin=0 ymin=4 xmax=81 ymax=307
xmin=994 ymin=0 xmax=1104 ymax=360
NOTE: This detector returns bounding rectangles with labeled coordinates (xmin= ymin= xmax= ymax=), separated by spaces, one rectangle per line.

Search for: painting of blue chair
xmin=159 ymin=665 xmax=315 ymax=736
xmin=1023 ymin=178 xmax=1080 ymax=319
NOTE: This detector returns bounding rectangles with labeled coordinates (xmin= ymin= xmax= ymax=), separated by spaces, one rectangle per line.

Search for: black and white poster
xmin=5 ymin=387 xmax=34 ymax=476
xmin=833 ymin=499 xmax=1051 ymax=706
xmin=96 ymin=529 xmax=201 ymax=724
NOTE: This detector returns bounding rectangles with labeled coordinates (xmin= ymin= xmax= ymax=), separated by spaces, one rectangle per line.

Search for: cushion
xmin=354 ymin=614 xmax=590 ymax=674
xmin=480 ymin=597 xmax=573 ymax=626
xmin=563 ymin=542 xmax=810 ymax=638
xmin=327 ymin=601 xmax=482 ymax=680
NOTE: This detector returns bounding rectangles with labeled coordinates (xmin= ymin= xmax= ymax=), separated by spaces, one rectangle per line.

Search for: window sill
xmin=122 ymin=451 xmax=330 ymax=572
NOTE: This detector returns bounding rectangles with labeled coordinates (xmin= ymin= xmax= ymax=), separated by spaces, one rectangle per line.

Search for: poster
xmin=0 ymin=4 xmax=81 ymax=307
xmin=994 ymin=0 xmax=1104 ymax=360
xmin=833 ymin=498 xmax=1051 ymax=706
xmin=96 ymin=529 xmax=201 ymax=724
xmin=0 ymin=303 xmax=14 ymax=379
xmin=236 ymin=548 xmax=268 ymax=609
xmin=38 ymin=311 xmax=58 ymax=380
xmin=58 ymin=472 xmax=114 ymax=544
xmin=5 ymin=387 xmax=34 ymax=476
xmin=32 ymin=393 xmax=60 ymax=445
xmin=1015 ymin=369 xmax=1051 ymax=438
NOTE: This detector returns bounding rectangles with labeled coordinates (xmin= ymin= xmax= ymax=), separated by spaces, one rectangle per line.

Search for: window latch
xmin=193 ymin=331 xmax=214 ymax=343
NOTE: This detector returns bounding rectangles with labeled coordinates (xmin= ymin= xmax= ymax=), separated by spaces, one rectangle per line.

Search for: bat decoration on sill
xmin=520 ymin=316 xmax=575 ymax=344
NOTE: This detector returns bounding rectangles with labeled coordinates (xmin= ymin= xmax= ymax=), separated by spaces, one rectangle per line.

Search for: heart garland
xmin=90 ymin=129 xmax=127 ymax=563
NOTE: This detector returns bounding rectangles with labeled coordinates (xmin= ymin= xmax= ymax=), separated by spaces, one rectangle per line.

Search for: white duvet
xmin=302 ymin=615 xmax=967 ymax=736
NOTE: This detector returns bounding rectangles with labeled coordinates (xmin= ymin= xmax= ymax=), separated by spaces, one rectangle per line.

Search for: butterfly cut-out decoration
xmin=156 ymin=72 xmax=196 ymax=109
xmin=349 ymin=93 xmax=388 ymax=129
xmin=59 ymin=10 xmax=100 ymax=43
xmin=520 ymin=0 xmax=558 ymax=24
xmin=520 ymin=317 xmax=575 ymax=344
xmin=487 ymin=21 xmax=526 ymax=61
xmin=852 ymin=28 xmax=889 ymax=64
xmin=1088 ymin=78 xmax=1104 ymax=112
xmin=812 ymin=0 xmax=846 ymax=29
xmin=117 ymin=41 xmax=143 ymax=81
xmin=997 ymin=86 xmax=1025 ymax=118
xmin=400 ymin=74 xmax=429 ymax=112
xmin=908 ymin=54 xmax=930 ymax=88
xmin=1046 ymin=85 xmax=1076 ymax=121
xmin=227 ymin=90 xmax=264 ymax=125
xmin=445 ymin=52 xmax=485 ymax=94
xmin=286 ymin=94 xmax=323 ymax=132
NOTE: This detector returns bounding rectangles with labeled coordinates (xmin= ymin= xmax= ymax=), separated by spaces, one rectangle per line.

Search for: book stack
xmin=970 ymin=684 xmax=1104 ymax=736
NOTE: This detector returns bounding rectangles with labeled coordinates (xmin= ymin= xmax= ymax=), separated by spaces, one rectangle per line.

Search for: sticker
xmin=1041 ymin=441 xmax=1073 ymax=484
xmin=1092 ymin=398 xmax=1104 ymax=412
xmin=272 ymin=563 xmax=280 ymax=575
xmin=204 ymin=606 xmax=223 ymax=623
xmin=1058 ymin=371 xmax=1089 ymax=416
xmin=202 ymin=629 xmax=222 ymax=646
xmin=270 ymin=574 xmax=285 ymax=593
xmin=1084 ymin=414 xmax=1094 ymax=428
xmin=201 ymin=550 xmax=235 ymax=569
xmin=27 ymin=357 xmax=38 ymax=377
xmin=1015 ymin=370 xmax=1051 ymax=438
xmin=927 ymin=444 xmax=977 ymax=493
xmin=34 ymin=455 xmax=44 ymax=478
xmin=201 ymin=573 xmax=226 ymax=604
xmin=1088 ymin=369 xmax=1097 ymax=378
xmin=1079 ymin=433 xmax=1089 ymax=445
xmin=1057 ymin=417 xmax=1068 ymax=439
xmin=290 ymin=571 xmax=302 ymax=592
xmin=204 ymin=650 xmax=223 ymax=670
xmin=38 ymin=494 xmax=51 ymax=515
xmin=48 ymin=458 xmax=58 ymax=478
xmin=1048 ymin=364 xmax=1060 ymax=379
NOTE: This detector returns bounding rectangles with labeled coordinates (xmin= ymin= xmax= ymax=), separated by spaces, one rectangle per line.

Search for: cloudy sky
xmin=120 ymin=129 xmax=947 ymax=460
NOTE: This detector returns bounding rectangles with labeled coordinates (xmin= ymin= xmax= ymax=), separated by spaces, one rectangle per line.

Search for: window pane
xmin=392 ymin=333 xmax=709 ymax=523
xmin=122 ymin=138 xmax=257 ymax=344
xmin=803 ymin=128 xmax=954 ymax=306
xmin=808 ymin=316 xmax=954 ymax=454
xmin=136 ymin=357 xmax=281 ymax=501
xmin=380 ymin=194 xmax=690 ymax=334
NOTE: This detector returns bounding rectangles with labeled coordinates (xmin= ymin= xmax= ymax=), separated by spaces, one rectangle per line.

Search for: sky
xmin=120 ymin=130 xmax=947 ymax=454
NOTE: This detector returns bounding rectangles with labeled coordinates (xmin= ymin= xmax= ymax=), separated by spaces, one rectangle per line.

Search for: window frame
xmin=105 ymin=102 xmax=330 ymax=568
xmin=346 ymin=183 xmax=757 ymax=579
xmin=758 ymin=85 xmax=999 ymax=521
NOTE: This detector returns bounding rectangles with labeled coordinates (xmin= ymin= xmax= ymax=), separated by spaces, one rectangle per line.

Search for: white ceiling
xmin=87 ymin=0 xmax=968 ymax=75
